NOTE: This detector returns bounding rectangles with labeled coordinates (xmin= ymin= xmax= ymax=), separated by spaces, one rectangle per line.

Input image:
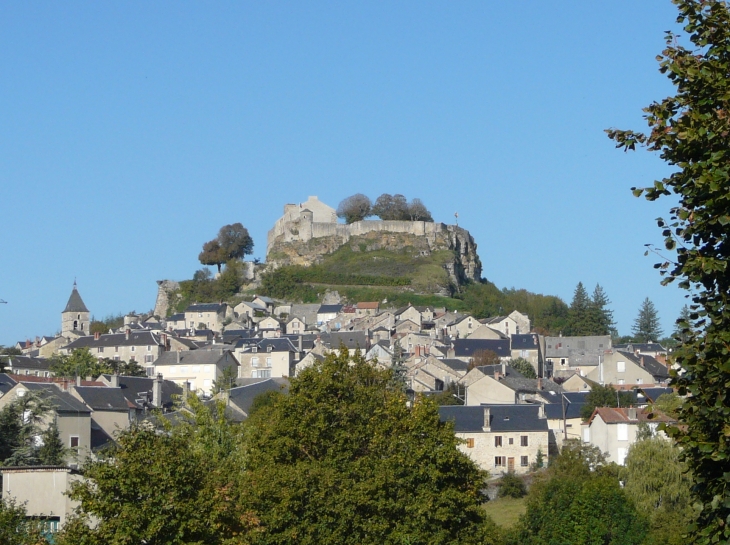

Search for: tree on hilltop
xmin=198 ymin=223 xmax=253 ymax=273
xmin=632 ymin=297 xmax=662 ymax=342
xmin=336 ymin=193 xmax=372 ymax=224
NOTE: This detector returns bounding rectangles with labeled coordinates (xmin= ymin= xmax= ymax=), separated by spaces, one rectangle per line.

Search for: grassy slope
xmin=482 ymin=497 xmax=527 ymax=528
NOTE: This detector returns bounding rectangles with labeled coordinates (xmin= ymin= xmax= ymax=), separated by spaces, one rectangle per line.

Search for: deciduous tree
xmin=336 ymin=193 xmax=372 ymax=224
xmin=508 ymin=357 xmax=537 ymax=379
xmin=199 ymin=223 xmax=254 ymax=273
xmin=607 ymin=2 xmax=730 ymax=534
xmin=579 ymin=383 xmax=634 ymax=420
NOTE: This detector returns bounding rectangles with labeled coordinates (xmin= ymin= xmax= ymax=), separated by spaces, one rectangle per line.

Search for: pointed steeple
xmin=63 ymin=281 xmax=89 ymax=313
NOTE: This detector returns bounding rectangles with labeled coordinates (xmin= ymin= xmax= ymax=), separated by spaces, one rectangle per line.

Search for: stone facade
xmin=266 ymin=196 xmax=482 ymax=286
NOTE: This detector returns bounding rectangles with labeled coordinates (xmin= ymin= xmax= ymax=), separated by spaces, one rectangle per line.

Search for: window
xmin=203 ymin=365 xmax=211 ymax=373
xmin=466 ymin=438 xmax=475 ymax=448
xmin=114 ymin=355 xmax=120 ymax=361
xmin=617 ymin=361 xmax=626 ymax=373
xmin=617 ymin=378 xmax=625 ymax=385
xmin=131 ymin=346 xmax=136 ymax=352
xmin=617 ymin=423 xmax=629 ymax=441
xmin=494 ymin=436 xmax=502 ymax=447
xmin=508 ymin=438 xmax=514 ymax=445
xmin=203 ymin=379 xmax=211 ymax=390
xmin=494 ymin=456 xmax=505 ymax=467
xmin=636 ymin=378 xmax=643 ymax=384
xmin=252 ymin=369 xmax=271 ymax=378
xmin=180 ymin=366 xmax=187 ymax=374
xmin=145 ymin=355 xmax=154 ymax=363
xmin=583 ymin=427 xmax=590 ymax=443
xmin=130 ymin=356 xmax=136 ymax=362
xmin=98 ymin=347 xmax=104 ymax=353
xmin=521 ymin=435 xmax=528 ymax=447
xmin=193 ymin=365 xmax=200 ymax=372
xmin=147 ymin=345 xmax=151 ymax=352
xmin=70 ymin=436 xmax=79 ymax=448
xmin=266 ymin=357 xmax=272 ymax=367
xmin=252 ymin=357 xmax=260 ymax=367
xmin=617 ymin=447 xmax=628 ymax=466
xmin=521 ymin=456 xmax=529 ymax=467
xmin=115 ymin=346 xmax=119 ymax=352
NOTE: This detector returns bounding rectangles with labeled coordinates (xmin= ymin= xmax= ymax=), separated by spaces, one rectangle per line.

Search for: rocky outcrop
xmin=267 ymin=221 xmax=482 ymax=289
xmin=153 ymin=280 xmax=180 ymax=318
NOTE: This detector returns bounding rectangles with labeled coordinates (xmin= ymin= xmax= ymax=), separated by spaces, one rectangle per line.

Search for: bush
xmin=498 ymin=471 xmax=527 ymax=498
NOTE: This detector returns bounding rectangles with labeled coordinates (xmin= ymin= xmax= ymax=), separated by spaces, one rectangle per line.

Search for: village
xmin=0 ymin=257 xmax=677 ymax=530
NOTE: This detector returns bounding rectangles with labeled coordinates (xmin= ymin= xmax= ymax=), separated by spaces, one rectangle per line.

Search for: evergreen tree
xmin=390 ymin=339 xmax=408 ymax=391
xmin=632 ymin=297 xmax=663 ymax=342
xmin=38 ymin=422 xmax=68 ymax=466
xmin=673 ymin=305 xmax=693 ymax=344
xmin=588 ymin=284 xmax=615 ymax=336
xmin=565 ymin=282 xmax=591 ymax=335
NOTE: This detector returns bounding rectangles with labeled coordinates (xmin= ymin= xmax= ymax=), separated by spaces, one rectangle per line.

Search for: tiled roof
xmin=18 ymin=383 xmax=91 ymax=414
xmin=73 ymin=386 xmax=131 ymax=411
xmin=63 ymin=286 xmax=89 ymax=313
xmin=64 ymin=331 xmax=160 ymax=350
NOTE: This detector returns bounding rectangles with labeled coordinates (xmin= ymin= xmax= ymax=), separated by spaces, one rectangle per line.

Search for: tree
xmin=406 ymin=198 xmax=433 ymax=221
xmin=390 ymin=338 xmax=407 ymax=390
xmin=371 ymin=193 xmax=409 ymax=220
xmin=632 ymin=297 xmax=663 ymax=342
xmin=580 ymin=383 xmax=634 ymax=421
xmin=0 ymin=499 xmax=49 ymax=545
xmin=0 ymin=390 xmax=57 ymax=467
xmin=606 ymin=4 xmax=730 ymax=538
xmin=498 ymin=471 xmax=526 ymax=498
xmin=50 ymin=348 xmax=112 ymax=379
xmin=673 ymin=304 xmax=693 ymax=344
xmin=621 ymin=436 xmax=694 ymax=545
xmin=508 ymin=357 xmax=537 ymax=379
xmin=652 ymin=392 xmax=683 ymax=419
xmin=468 ymin=349 xmax=500 ymax=370
xmin=239 ymin=348 xmax=499 ymax=545
xmin=514 ymin=439 xmax=646 ymax=545
xmin=58 ymin=397 xmax=253 ymax=545
xmin=198 ymin=223 xmax=254 ymax=273
xmin=336 ymin=193 xmax=372 ymax=224
xmin=37 ymin=422 xmax=68 ymax=466
xmin=565 ymin=282 xmax=591 ymax=336
xmin=588 ymin=284 xmax=616 ymax=336
xmin=212 ymin=365 xmax=238 ymax=395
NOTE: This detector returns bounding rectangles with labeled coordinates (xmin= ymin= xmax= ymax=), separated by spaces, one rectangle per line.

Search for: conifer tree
xmin=632 ymin=297 xmax=663 ymax=342
xmin=565 ymin=282 xmax=590 ymax=335
xmin=38 ymin=423 xmax=68 ymax=466
xmin=588 ymin=284 xmax=615 ymax=336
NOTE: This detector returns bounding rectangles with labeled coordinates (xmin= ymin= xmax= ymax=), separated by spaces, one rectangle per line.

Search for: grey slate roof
xmin=474 ymin=365 xmax=563 ymax=399
xmin=154 ymin=350 xmax=237 ymax=367
xmin=615 ymin=343 xmax=667 ymax=353
xmin=185 ymin=303 xmax=225 ymax=313
xmin=7 ymin=356 xmax=51 ymax=370
xmin=99 ymin=375 xmax=182 ymax=409
xmin=319 ymin=331 xmax=368 ymax=350
xmin=439 ymin=405 xmax=549 ymax=433
xmin=544 ymin=398 xmax=585 ymax=420
xmin=619 ymin=351 xmax=670 ymax=381
xmin=257 ymin=338 xmax=298 ymax=353
xmin=64 ymin=331 xmax=160 ymax=350
xmin=544 ymin=335 xmax=611 ymax=367
xmin=452 ymin=339 xmax=511 ymax=358
xmin=19 ymin=383 xmax=91 ymax=414
xmin=511 ymin=334 xmax=540 ymax=350
xmin=63 ymin=286 xmax=89 ymax=313
xmin=0 ymin=373 xmax=18 ymax=396
xmin=318 ymin=304 xmax=343 ymax=315
xmin=440 ymin=358 xmax=470 ymax=373
xmin=637 ymin=387 xmax=674 ymax=403
xmin=74 ymin=387 xmax=131 ymax=411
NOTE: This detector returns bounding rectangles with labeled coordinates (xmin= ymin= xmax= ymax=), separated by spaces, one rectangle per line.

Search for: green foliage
xmin=580 ymin=383 xmax=634 ymax=420
xmin=0 ymin=498 xmax=50 ymax=545
xmin=50 ymin=348 xmax=112 ymax=379
xmin=0 ymin=390 xmax=58 ymax=466
xmin=652 ymin=392 xmax=683 ymax=419
xmin=199 ymin=222 xmax=254 ymax=273
xmin=606 ymin=2 xmax=730 ymax=540
xmin=259 ymin=266 xmax=319 ymax=303
xmin=428 ymin=382 xmax=464 ymax=405
xmin=240 ymin=348 xmax=498 ymax=544
xmin=89 ymin=313 xmax=124 ymax=335
xmin=58 ymin=396 xmax=253 ymax=545
xmin=565 ymin=282 xmax=616 ymax=336
xmin=212 ymin=365 xmax=238 ymax=395
xmin=621 ymin=436 xmax=694 ymax=545
xmin=468 ymin=349 xmax=500 ymax=371
xmin=37 ymin=422 xmax=68 ymax=466
xmin=632 ymin=297 xmax=663 ymax=342
xmin=512 ymin=440 xmax=645 ymax=545
xmin=498 ymin=471 xmax=527 ymax=499
xmin=248 ymin=389 xmax=284 ymax=417
xmin=509 ymin=357 xmax=536 ymax=379
xmin=171 ymin=263 xmax=247 ymax=313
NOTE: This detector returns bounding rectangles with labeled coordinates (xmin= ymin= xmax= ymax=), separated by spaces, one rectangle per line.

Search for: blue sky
xmin=0 ymin=1 xmax=689 ymax=345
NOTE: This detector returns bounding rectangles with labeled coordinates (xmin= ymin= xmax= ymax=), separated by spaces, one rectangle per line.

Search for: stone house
xmin=235 ymin=338 xmax=298 ymax=380
xmin=446 ymin=315 xmax=480 ymax=339
xmin=544 ymin=398 xmax=585 ymax=452
xmin=585 ymin=350 xmax=657 ymax=387
xmin=510 ymin=334 xmax=542 ymax=376
xmin=465 ymin=325 xmax=505 ymax=340
xmin=96 ymin=374 xmax=181 ymax=412
xmin=5 ymin=356 xmax=52 ymax=377
xmin=407 ymin=355 xmax=466 ymax=393
xmin=62 ymin=330 xmax=165 ymax=367
xmin=355 ymin=302 xmax=380 ymax=316
xmin=394 ymin=304 xmax=423 ymax=326
xmin=366 ymin=343 xmax=393 ymax=363
xmin=583 ymin=407 xmax=676 ymax=465
xmin=317 ymin=305 xmax=343 ymax=326
xmin=234 ymin=301 xmax=267 ymax=320
xmin=544 ymin=335 xmax=611 ymax=378
xmin=561 ymin=373 xmax=593 ymax=392
xmin=253 ymin=296 xmax=275 ymax=314
xmin=462 ymin=365 xmax=562 ymax=406
xmin=439 ymin=405 xmax=550 ymax=475
xmin=395 ymin=319 xmax=421 ymax=337
xmin=154 ymin=349 xmax=239 ymax=396
xmin=184 ymin=303 xmax=229 ymax=331
xmin=2 ymin=466 xmax=82 ymax=532
xmin=450 ymin=338 xmax=511 ymax=363
xmin=257 ymin=316 xmax=282 ymax=337
xmin=286 ymin=317 xmax=307 ymax=335
xmin=70 ymin=383 xmax=136 ymax=444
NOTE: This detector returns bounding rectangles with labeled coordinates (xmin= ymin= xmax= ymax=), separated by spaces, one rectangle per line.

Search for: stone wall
xmin=153 ymin=280 xmax=180 ymax=318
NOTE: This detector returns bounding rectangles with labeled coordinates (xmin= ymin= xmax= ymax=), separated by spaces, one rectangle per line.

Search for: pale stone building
xmin=61 ymin=282 xmax=90 ymax=338
xmin=154 ymin=349 xmax=239 ymax=396
xmin=439 ymin=405 xmax=550 ymax=475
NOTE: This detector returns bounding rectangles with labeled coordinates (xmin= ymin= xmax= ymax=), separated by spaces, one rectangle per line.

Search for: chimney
xmin=125 ymin=329 xmax=130 ymax=340
xmin=86 ymin=375 xmax=92 ymax=382
xmin=75 ymin=376 xmax=82 ymax=387
xmin=153 ymin=374 xmax=163 ymax=408
xmin=628 ymin=407 xmax=637 ymax=420
xmin=110 ymin=374 xmax=119 ymax=388
xmin=298 ymin=335 xmax=303 ymax=352
xmin=482 ymin=408 xmax=491 ymax=432
xmin=537 ymin=377 xmax=543 ymax=390
xmin=161 ymin=333 xmax=168 ymax=350
xmin=176 ymin=350 xmax=180 ymax=364
xmin=501 ymin=361 xmax=506 ymax=376
xmin=538 ymin=403 xmax=545 ymax=419
xmin=640 ymin=356 xmax=645 ymax=368
xmin=182 ymin=381 xmax=190 ymax=405
xmin=94 ymin=331 xmax=100 ymax=340
xmin=494 ymin=371 xmax=501 ymax=381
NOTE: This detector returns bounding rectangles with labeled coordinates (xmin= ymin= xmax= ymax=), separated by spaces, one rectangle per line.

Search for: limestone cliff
xmin=267 ymin=221 xmax=482 ymax=291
